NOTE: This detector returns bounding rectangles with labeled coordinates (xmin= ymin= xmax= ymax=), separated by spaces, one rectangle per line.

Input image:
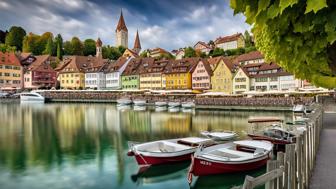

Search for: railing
xmin=237 ymin=105 xmax=323 ymax=189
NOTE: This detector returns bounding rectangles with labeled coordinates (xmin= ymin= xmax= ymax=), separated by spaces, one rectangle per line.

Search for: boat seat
xmin=217 ymin=148 xmax=253 ymax=157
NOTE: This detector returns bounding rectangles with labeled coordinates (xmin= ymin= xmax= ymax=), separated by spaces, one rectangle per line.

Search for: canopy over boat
xmin=248 ymin=117 xmax=283 ymax=123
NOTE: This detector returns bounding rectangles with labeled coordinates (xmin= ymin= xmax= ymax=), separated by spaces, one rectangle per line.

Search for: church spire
xmin=115 ymin=9 xmax=128 ymax=32
xmin=96 ymin=37 xmax=102 ymax=58
xmin=133 ymin=30 xmax=141 ymax=54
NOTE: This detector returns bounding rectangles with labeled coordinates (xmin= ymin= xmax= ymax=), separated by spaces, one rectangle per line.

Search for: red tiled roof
xmin=150 ymin=47 xmax=170 ymax=55
xmin=207 ymin=56 xmax=237 ymax=72
xmin=139 ymin=58 xmax=168 ymax=74
xmin=124 ymin=48 xmax=140 ymax=58
xmin=26 ymin=55 xmax=55 ymax=73
xmin=164 ymin=57 xmax=200 ymax=74
xmin=0 ymin=52 xmax=22 ymax=67
xmin=194 ymin=41 xmax=212 ymax=49
xmin=234 ymin=51 xmax=264 ymax=64
xmin=215 ymin=33 xmax=243 ymax=44
xmin=103 ymin=57 xmax=129 ymax=73
xmin=116 ymin=10 xmax=128 ymax=32
xmin=122 ymin=58 xmax=144 ymax=75
xmin=59 ymin=56 xmax=107 ymax=73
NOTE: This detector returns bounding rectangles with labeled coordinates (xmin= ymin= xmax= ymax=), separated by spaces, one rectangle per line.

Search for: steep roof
xmin=122 ymin=58 xmax=143 ymax=76
xmin=241 ymin=62 xmax=291 ymax=78
xmin=194 ymin=41 xmax=212 ymax=49
xmin=96 ymin=38 xmax=102 ymax=47
xmin=164 ymin=57 xmax=200 ymax=74
xmin=149 ymin=47 xmax=170 ymax=55
xmin=115 ymin=10 xmax=128 ymax=32
xmin=123 ymin=48 xmax=140 ymax=58
xmin=103 ymin=57 xmax=129 ymax=73
xmin=215 ymin=33 xmax=243 ymax=44
xmin=234 ymin=51 xmax=264 ymax=64
xmin=207 ymin=56 xmax=237 ymax=72
xmin=133 ymin=30 xmax=141 ymax=49
xmin=17 ymin=52 xmax=32 ymax=61
xmin=0 ymin=52 xmax=22 ymax=67
xmin=139 ymin=58 xmax=167 ymax=74
xmin=193 ymin=59 xmax=213 ymax=76
xmin=59 ymin=56 xmax=106 ymax=73
xmin=26 ymin=55 xmax=55 ymax=73
xmin=55 ymin=57 xmax=72 ymax=72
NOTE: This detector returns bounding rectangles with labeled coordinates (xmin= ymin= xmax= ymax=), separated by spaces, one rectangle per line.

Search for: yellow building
xmin=164 ymin=58 xmax=199 ymax=90
xmin=139 ymin=58 xmax=168 ymax=90
xmin=0 ymin=52 xmax=23 ymax=90
xmin=57 ymin=56 xmax=89 ymax=89
xmin=208 ymin=56 xmax=236 ymax=94
xmin=122 ymin=48 xmax=139 ymax=58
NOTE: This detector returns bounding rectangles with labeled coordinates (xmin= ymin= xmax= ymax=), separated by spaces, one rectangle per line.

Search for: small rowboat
xmin=200 ymin=131 xmax=237 ymax=141
xmin=155 ymin=101 xmax=167 ymax=107
xmin=188 ymin=140 xmax=273 ymax=177
xmin=133 ymin=99 xmax=147 ymax=106
xmin=127 ymin=137 xmax=214 ymax=166
xmin=117 ymin=98 xmax=132 ymax=105
xmin=181 ymin=102 xmax=195 ymax=109
xmin=168 ymin=102 xmax=181 ymax=108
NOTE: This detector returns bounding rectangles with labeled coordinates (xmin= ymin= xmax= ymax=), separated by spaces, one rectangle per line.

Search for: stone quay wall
xmin=39 ymin=90 xmax=315 ymax=108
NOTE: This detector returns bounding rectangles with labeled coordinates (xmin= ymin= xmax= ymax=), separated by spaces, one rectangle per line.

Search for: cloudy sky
xmin=0 ymin=0 xmax=250 ymax=51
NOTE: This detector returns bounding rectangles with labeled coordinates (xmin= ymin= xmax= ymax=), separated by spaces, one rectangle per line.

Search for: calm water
xmin=0 ymin=102 xmax=293 ymax=189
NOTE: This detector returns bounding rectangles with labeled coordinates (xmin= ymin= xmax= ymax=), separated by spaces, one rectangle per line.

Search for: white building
xmin=214 ymin=33 xmax=245 ymax=51
xmin=194 ymin=41 xmax=212 ymax=55
xmin=105 ymin=57 xmax=132 ymax=89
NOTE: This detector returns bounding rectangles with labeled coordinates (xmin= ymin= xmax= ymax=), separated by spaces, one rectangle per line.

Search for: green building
xmin=121 ymin=58 xmax=142 ymax=90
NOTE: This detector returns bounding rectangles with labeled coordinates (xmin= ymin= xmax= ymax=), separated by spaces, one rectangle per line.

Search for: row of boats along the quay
xmin=127 ymin=107 xmax=310 ymax=186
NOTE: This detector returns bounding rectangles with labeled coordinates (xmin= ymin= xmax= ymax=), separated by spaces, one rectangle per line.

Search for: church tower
xmin=115 ymin=10 xmax=128 ymax=48
xmin=133 ymin=30 xmax=141 ymax=54
xmin=96 ymin=37 xmax=102 ymax=59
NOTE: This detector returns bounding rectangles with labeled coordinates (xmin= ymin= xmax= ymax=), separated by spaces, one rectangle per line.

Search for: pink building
xmin=191 ymin=59 xmax=213 ymax=91
xmin=24 ymin=55 xmax=57 ymax=89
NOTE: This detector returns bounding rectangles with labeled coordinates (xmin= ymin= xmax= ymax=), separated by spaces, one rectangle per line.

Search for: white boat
xmin=133 ymin=99 xmax=147 ymax=106
xmin=200 ymin=131 xmax=237 ymax=141
xmin=293 ymin=105 xmax=306 ymax=114
xmin=155 ymin=106 xmax=167 ymax=112
xmin=168 ymin=101 xmax=181 ymax=107
xmin=127 ymin=137 xmax=214 ymax=166
xmin=168 ymin=107 xmax=180 ymax=113
xmin=0 ymin=92 xmax=9 ymax=97
xmin=155 ymin=101 xmax=167 ymax=107
xmin=20 ymin=92 xmax=45 ymax=102
xmin=117 ymin=98 xmax=132 ymax=105
xmin=182 ymin=102 xmax=195 ymax=109
xmin=189 ymin=140 xmax=273 ymax=176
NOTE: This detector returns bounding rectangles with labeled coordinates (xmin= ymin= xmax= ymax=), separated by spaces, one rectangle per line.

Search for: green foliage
xmin=244 ymin=30 xmax=253 ymax=47
xmin=55 ymin=34 xmax=63 ymax=59
xmin=70 ymin=37 xmax=83 ymax=55
xmin=102 ymin=46 xmax=123 ymax=60
xmin=210 ymin=48 xmax=225 ymax=57
xmin=5 ymin=26 xmax=26 ymax=51
xmin=117 ymin=46 xmax=126 ymax=54
xmin=184 ymin=47 xmax=196 ymax=58
xmin=83 ymin=39 xmax=96 ymax=56
xmin=43 ymin=37 xmax=53 ymax=55
xmin=230 ymin=0 xmax=336 ymax=88
xmin=0 ymin=43 xmax=16 ymax=53
xmin=63 ymin=41 xmax=72 ymax=55
xmin=140 ymin=50 xmax=149 ymax=58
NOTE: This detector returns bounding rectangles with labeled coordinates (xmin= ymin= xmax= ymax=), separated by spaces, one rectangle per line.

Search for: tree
xmin=102 ymin=46 xmax=122 ymax=60
xmin=210 ymin=48 xmax=225 ymax=57
xmin=63 ymin=41 xmax=72 ymax=55
xmin=0 ymin=30 xmax=8 ymax=43
xmin=55 ymin=34 xmax=63 ymax=59
xmin=140 ymin=50 xmax=149 ymax=58
xmin=83 ymin=39 xmax=96 ymax=56
xmin=5 ymin=26 xmax=26 ymax=51
xmin=244 ymin=30 xmax=253 ymax=47
xmin=117 ymin=46 xmax=126 ymax=54
xmin=70 ymin=37 xmax=83 ymax=55
xmin=184 ymin=47 xmax=196 ymax=58
xmin=43 ymin=37 xmax=53 ymax=55
xmin=230 ymin=0 xmax=336 ymax=88
xmin=0 ymin=44 xmax=16 ymax=53
xmin=22 ymin=33 xmax=40 ymax=54
xmin=208 ymin=40 xmax=215 ymax=48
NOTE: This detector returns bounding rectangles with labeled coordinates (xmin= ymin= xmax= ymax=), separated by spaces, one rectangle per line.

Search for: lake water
xmin=0 ymin=102 xmax=293 ymax=189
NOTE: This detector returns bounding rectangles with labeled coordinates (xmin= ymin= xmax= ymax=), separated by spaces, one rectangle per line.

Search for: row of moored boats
xmin=117 ymin=98 xmax=196 ymax=109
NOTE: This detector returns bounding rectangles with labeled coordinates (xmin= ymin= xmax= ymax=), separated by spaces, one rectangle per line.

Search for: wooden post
xmin=289 ymin=144 xmax=296 ymax=189
xmin=277 ymin=152 xmax=285 ymax=189
xmin=242 ymin=176 xmax=254 ymax=189
xmin=296 ymin=134 xmax=303 ymax=189
xmin=284 ymin=145 xmax=290 ymax=189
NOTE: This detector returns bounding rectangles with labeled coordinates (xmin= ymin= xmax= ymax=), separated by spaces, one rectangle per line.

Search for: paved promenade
xmin=310 ymin=97 xmax=336 ymax=188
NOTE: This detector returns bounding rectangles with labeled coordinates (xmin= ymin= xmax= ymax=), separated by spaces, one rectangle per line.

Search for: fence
xmin=238 ymin=105 xmax=323 ymax=189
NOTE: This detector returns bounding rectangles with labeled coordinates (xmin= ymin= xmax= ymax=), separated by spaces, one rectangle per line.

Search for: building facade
xmin=194 ymin=41 xmax=212 ymax=55
xmin=105 ymin=57 xmax=132 ymax=89
xmin=0 ymin=52 xmax=23 ymax=90
xmin=215 ymin=33 xmax=245 ymax=51
xmin=139 ymin=58 xmax=168 ymax=90
xmin=164 ymin=58 xmax=199 ymax=90
xmin=23 ymin=55 xmax=57 ymax=89
xmin=233 ymin=67 xmax=250 ymax=94
xmin=191 ymin=60 xmax=212 ymax=90
xmin=121 ymin=58 xmax=142 ymax=90
xmin=209 ymin=57 xmax=236 ymax=94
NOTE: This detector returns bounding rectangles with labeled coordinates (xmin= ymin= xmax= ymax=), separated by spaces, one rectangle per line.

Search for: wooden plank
xmin=266 ymin=160 xmax=278 ymax=189
xmin=251 ymin=167 xmax=284 ymax=188
xmin=242 ymin=175 xmax=254 ymax=189
xmin=277 ymin=152 xmax=285 ymax=189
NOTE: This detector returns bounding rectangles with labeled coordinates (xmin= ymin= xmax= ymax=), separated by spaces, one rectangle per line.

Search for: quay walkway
xmin=310 ymin=97 xmax=336 ymax=188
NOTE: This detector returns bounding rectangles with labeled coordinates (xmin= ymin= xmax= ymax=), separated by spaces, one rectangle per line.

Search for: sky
xmin=0 ymin=0 xmax=251 ymax=51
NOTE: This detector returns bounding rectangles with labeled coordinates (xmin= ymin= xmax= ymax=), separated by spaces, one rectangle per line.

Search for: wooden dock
xmin=236 ymin=104 xmax=323 ymax=189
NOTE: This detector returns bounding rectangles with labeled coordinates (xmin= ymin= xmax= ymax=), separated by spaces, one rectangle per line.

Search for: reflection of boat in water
xmin=117 ymin=98 xmax=132 ymax=105
xmin=155 ymin=101 xmax=167 ymax=107
xmin=117 ymin=104 xmax=131 ymax=111
xmin=181 ymin=108 xmax=195 ymax=114
xmin=190 ymin=167 xmax=266 ymax=189
xmin=168 ymin=107 xmax=180 ymax=113
xmin=133 ymin=99 xmax=147 ymax=106
xmin=181 ymin=102 xmax=195 ymax=109
xmin=134 ymin=105 xmax=146 ymax=111
xmin=155 ymin=106 xmax=167 ymax=112
xmin=127 ymin=137 xmax=213 ymax=166
xmin=131 ymin=162 xmax=190 ymax=184
xmin=200 ymin=131 xmax=237 ymax=141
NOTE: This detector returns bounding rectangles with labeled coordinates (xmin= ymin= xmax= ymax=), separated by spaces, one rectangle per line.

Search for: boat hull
xmin=191 ymin=155 xmax=269 ymax=176
xmin=134 ymin=153 xmax=193 ymax=166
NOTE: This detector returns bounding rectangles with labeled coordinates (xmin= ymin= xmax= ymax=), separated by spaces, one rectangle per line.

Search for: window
xmin=4 ymin=73 xmax=10 ymax=76
xmin=270 ymin=77 xmax=278 ymax=81
xmin=255 ymin=78 xmax=268 ymax=82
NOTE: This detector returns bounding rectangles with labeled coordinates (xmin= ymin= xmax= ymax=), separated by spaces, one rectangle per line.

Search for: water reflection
xmin=0 ymin=102 xmax=293 ymax=189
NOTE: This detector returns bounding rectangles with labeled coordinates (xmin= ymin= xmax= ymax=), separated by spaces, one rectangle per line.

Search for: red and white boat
xmin=189 ymin=140 xmax=273 ymax=177
xmin=127 ymin=137 xmax=214 ymax=167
